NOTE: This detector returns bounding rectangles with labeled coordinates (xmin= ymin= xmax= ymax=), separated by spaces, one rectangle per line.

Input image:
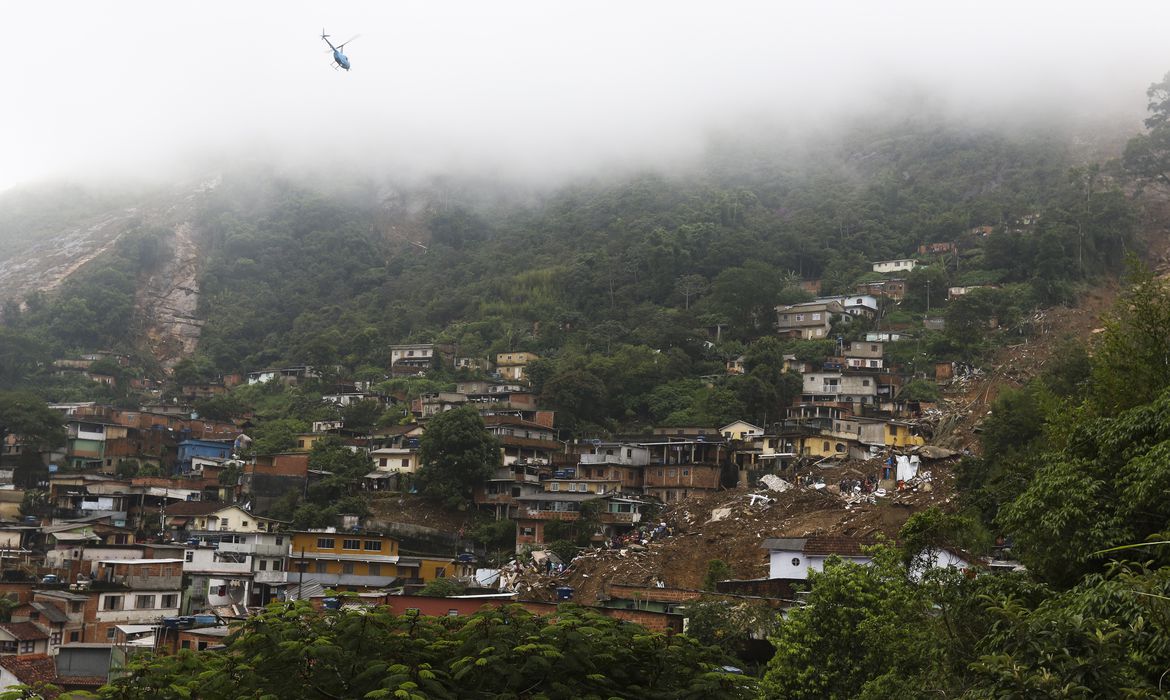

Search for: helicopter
xmin=321 ymin=29 xmax=358 ymax=71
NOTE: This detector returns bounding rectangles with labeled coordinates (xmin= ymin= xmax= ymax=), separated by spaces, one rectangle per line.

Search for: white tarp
xmin=896 ymin=455 xmax=921 ymax=481
xmin=759 ymin=474 xmax=793 ymax=492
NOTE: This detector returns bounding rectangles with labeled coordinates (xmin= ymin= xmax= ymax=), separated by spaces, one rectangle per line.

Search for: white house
xmin=761 ymin=537 xmax=874 ymax=579
xmin=872 ymin=259 xmax=917 ymax=274
xmin=720 ymin=421 xmax=764 ymax=441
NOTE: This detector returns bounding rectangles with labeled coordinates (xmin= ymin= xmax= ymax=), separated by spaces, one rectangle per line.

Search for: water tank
xmin=555 ymin=587 xmax=574 ymax=601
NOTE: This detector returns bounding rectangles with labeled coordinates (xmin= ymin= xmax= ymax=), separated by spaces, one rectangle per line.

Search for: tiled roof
xmin=0 ymin=622 xmax=50 ymax=641
xmin=30 ymin=602 xmax=70 ymax=625
xmin=164 ymin=501 xmax=224 ymax=517
xmin=0 ymin=653 xmax=57 ymax=690
xmin=801 ymin=536 xmax=876 ymax=557
xmin=761 ymin=536 xmax=876 ymax=557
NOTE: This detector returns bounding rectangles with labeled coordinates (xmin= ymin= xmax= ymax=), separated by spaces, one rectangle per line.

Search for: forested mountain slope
xmin=0 ymin=111 xmax=1144 ymax=432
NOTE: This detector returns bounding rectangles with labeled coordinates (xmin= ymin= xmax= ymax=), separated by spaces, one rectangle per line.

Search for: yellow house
xmin=289 ymin=530 xmax=401 ymax=592
xmin=189 ymin=505 xmax=284 ymax=534
xmin=395 ymin=554 xmax=458 ymax=584
xmin=371 ymin=448 xmax=420 ymax=474
xmin=720 ymin=420 xmax=764 ymax=441
xmin=858 ymin=419 xmax=925 ymax=449
xmin=293 ymin=433 xmax=327 ymax=452
xmin=495 ymin=352 xmax=540 ymax=382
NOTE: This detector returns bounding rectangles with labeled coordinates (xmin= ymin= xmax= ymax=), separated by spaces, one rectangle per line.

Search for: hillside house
xmin=801 ymin=371 xmax=878 ymax=407
xmin=287 ymin=530 xmax=401 ymax=592
xmin=246 ymin=366 xmax=320 ymax=385
xmin=720 ymin=421 xmax=764 ymax=441
xmin=513 ymin=493 xmax=649 ymax=551
xmin=761 ymin=537 xmax=875 ymax=579
xmin=89 ymin=559 xmax=184 ymax=643
xmin=818 ymin=295 xmax=879 ymax=319
xmin=775 ymin=300 xmax=845 ymax=340
xmin=371 ymin=447 xmax=419 ymax=474
xmin=389 ymin=344 xmax=454 ymax=377
xmin=872 ymin=259 xmax=917 ymax=274
xmin=495 ymin=352 xmax=540 ymax=382
xmin=0 ymin=623 xmax=49 ymax=656
xmin=183 ymin=532 xmax=290 ymax=610
xmin=917 ymin=242 xmax=956 ymax=255
xmin=855 ymin=278 xmax=907 ymax=301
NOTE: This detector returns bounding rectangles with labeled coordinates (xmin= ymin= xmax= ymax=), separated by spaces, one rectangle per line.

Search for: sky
xmin=2 ymin=1 xmax=1169 ymax=193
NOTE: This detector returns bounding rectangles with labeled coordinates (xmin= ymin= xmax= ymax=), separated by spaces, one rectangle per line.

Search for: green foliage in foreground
xmin=94 ymin=602 xmax=752 ymax=700
xmin=759 ymin=547 xmax=1170 ymax=700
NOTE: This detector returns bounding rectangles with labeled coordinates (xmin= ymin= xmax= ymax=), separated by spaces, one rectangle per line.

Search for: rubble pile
xmin=521 ymin=456 xmax=962 ymax=605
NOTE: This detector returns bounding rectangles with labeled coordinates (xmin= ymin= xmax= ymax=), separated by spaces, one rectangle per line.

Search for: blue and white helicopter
xmin=321 ymin=29 xmax=358 ymax=71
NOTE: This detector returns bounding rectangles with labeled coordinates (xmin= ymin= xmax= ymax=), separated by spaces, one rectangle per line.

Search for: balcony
xmin=523 ymin=509 xmax=580 ymax=521
xmin=218 ymin=542 xmax=289 ymax=558
xmin=253 ymin=570 xmax=288 ymax=585
xmin=110 ymin=575 xmax=183 ymax=590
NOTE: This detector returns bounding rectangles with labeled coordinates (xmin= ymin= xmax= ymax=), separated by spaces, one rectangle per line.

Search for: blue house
xmin=176 ymin=439 xmax=234 ymax=475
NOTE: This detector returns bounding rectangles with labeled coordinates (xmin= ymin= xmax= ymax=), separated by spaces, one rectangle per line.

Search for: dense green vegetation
xmin=89 ymin=602 xmax=752 ymax=700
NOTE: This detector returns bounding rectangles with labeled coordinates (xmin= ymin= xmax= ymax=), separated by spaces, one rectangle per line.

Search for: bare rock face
xmin=0 ymin=178 xmax=219 ymax=369
xmin=136 ymin=219 xmax=204 ymax=369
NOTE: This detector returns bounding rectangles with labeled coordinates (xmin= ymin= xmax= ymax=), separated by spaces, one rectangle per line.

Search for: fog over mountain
xmin=3 ymin=0 xmax=1168 ymax=193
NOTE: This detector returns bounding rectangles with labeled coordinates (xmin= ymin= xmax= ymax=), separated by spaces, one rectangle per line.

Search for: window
xmin=368 ymin=563 xmax=381 ymax=577
xmin=550 ymin=483 xmax=559 ymax=491
xmin=70 ymin=602 xmax=82 ymax=614
xmin=242 ymin=521 xmax=249 ymax=528
xmin=298 ymin=440 xmax=305 ymax=449
xmin=812 ymin=313 xmax=821 ymax=320
xmin=50 ymin=632 xmax=61 ymax=646
xmin=401 ymin=459 xmax=409 ymax=467
xmin=106 ymin=628 xmax=116 ymax=640
xmin=103 ymin=595 xmax=123 ymax=611
xmin=340 ymin=562 xmax=355 ymax=575
xmin=361 ymin=540 xmax=382 ymax=552
xmin=822 ymin=441 xmax=830 ymax=452
xmin=317 ymin=538 xmax=335 ymax=549
xmin=181 ymin=640 xmax=191 ymax=649
xmin=568 ymin=483 xmax=576 ymax=492
xmin=69 ymin=631 xmax=80 ymax=643
xmin=436 ymin=567 xmax=446 ymax=578
xmin=275 ymin=536 xmax=283 ymax=546
xmin=184 ymin=550 xmax=194 ymax=562
xmin=862 ymin=380 xmax=870 ymax=386
xmin=342 ymin=539 xmax=361 ymax=550
xmin=447 ymin=609 xmax=459 ymax=616
xmin=258 ymin=559 xmax=267 ymax=571
xmin=379 ymin=458 xmax=387 ymax=467
xmin=791 ymin=557 xmax=801 ymax=567
xmin=221 ymin=518 xmax=229 ymax=528
xmin=871 ymin=344 xmax=878 ymax=351
xmin=162 ymin=595 xmax=178 ymax=608
xmin=795 ymin=314 xmax=804 ymax=321
xmin=315 ymin=561 xmax=328 ymax=574
xmin=520 ymin=527 xmax=534 ymax=537
xmin=682 ymin=469 xmax=689 ymax=476
xmin=136 ymin=595 xmax=155 ymax=609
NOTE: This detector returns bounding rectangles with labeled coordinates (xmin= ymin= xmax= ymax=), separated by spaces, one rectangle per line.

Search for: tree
xmin=416 ymin=578 xmax=466 ymax=597
xmin=0 ymin=391 xmax=65 ymax=450
xmin=703 ymin=559 xmax=733 ymax=591
xmin=417 ymin=406 xmax=501 ymax=507
xmin=760 ymin=548 xmax=947 ymax=699
xmin=676 ymin=274 xmax=708 ymax=310
xmin=1124 ymin=70 xmax=1170 ymax=185
xmin=97 ymin=602 xmax=754 ymax=700
xmin=1090 ymin=265 xmax=1170 ymax=414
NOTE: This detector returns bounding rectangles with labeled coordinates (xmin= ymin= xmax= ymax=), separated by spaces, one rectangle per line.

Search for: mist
xmin=2 ymin=0 xmax=1168 ymax=194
